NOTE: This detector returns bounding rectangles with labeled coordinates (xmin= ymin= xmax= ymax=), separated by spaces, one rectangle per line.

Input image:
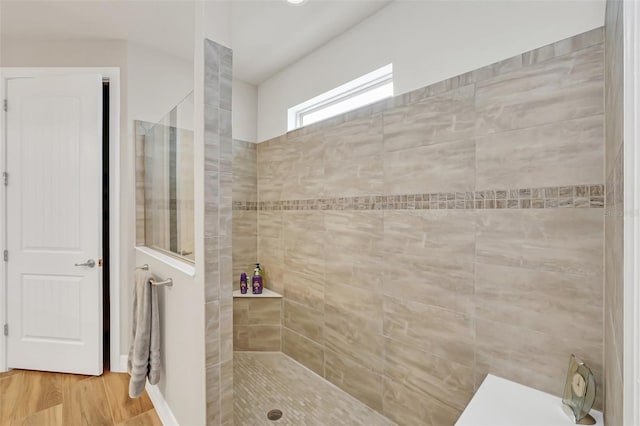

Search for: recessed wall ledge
xmin=135 ymin=246 xmax=196 ymax=277
xmin=233 ymin=288 xmax=283 ymax=298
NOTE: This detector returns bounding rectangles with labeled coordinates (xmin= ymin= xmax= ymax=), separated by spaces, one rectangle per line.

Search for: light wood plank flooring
xmin=0 ymin=369 xmax=161 ymax=426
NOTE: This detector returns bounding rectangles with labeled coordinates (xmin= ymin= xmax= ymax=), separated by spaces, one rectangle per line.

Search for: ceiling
xmin=231 ymin=0 xmax=391 ymax=84
xmin=0 ymin=0 xmax=392 ymax=85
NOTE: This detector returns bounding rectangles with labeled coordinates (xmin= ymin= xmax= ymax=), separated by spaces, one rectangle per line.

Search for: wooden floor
xmin=0 ymin=369 xmax=161 ymax=426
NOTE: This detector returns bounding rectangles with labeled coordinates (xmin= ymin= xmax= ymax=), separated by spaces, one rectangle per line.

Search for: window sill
xmin=135 ymin=246 xmax=196 ymax=277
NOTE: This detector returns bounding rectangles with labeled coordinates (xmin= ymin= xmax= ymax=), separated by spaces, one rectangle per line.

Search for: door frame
xmin=0 ymin=67 xmax=122 ymax=373
xmin=624 ymin=1 xmax=640 ymax=423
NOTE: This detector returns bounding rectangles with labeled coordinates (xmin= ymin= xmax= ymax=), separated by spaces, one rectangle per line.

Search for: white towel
xmin=128 ymin=269 xmax=161 ymax=398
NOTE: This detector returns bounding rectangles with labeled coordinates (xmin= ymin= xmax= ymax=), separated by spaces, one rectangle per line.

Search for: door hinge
xmin=3 ymin=250 xmax=7 ymax=262
xmin=3 ymin=324 xmax=7 ymax=336
xmin=2 ymin=172 xmax=7 ymax=186
xmin=3 ymin=100 xmax=6 ymax=112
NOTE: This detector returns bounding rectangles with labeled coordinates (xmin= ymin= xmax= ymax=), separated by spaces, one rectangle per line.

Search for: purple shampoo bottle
xmin=240 ymin=273 xmax=248 ymax=294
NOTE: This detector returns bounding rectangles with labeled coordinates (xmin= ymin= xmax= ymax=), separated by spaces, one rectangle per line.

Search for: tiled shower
xmin=230 ymin=26 xmax=613 ymax=425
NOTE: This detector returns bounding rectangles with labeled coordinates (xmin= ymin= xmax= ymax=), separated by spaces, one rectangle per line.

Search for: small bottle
xmin=239 ymin=273 xmax=248 ymax=294
xmin=253 ymin=263 xmax=264 ymax=280
xmin=252 ymin=263 xmax=263 ymax=294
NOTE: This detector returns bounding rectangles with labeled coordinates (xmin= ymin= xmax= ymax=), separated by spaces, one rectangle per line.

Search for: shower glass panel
xmin=143 ymin=92 xmax=195 ymax=262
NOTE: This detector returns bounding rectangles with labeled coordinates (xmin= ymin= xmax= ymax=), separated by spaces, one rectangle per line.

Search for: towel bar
xmin=150 ymin=278 xmax=173 ymax=287
xmin=136 ymin=264 xmax=149 ymax=271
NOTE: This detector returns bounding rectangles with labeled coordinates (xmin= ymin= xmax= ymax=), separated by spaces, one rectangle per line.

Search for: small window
xmin=288 ymin=63 xmax=393 ymax=130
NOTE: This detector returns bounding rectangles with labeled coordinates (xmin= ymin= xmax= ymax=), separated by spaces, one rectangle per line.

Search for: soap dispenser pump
xmin=252 ymin=263 xmax=264 ymax=294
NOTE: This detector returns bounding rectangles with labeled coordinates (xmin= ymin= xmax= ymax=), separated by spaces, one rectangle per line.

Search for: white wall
xmin=257 ymin=0 xmax=606 ymax=141
xmin=127 ymin=42 xmax=193 ymax=125
xmin=233 ymin=79 xmax=258 ymax=142
xmin=127 ymin=43 xmax=203 ymax=425
xmin=1 ymin=39 xmax=128 ymax=69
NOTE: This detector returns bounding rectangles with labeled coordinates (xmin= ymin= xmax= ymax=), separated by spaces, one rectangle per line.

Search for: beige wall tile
xmin=283 ymin=210 xmax=325 ymax=233
xmin=232 ymin=236 xmax=257 ymax=280
xmin=383 ymin=210 xmax=475 ymax=314
xmin=283 ymin=212 xmax=325 ymax=279
xmin=283 ymin=300 xmax=324 ymax=343
xmin=232 ymin=210 xmax=257 ymax=280
xmin=282 ymin=328 xmax=324 ymax=376
xmin=384 ymin=337 xmax=474 ymax=412
xmin=605 ymin=209 xmax=624 ymax=360
xmin=257 ymin=210 xmax=283 ymax=239
xmin=233 ymin=325 xmax=281 ymax=352
xmin=382 ymin=251 xmax=474 ymax=315
xmin=220 ymin=299 xmax=234 ymax=364
xmin=257 ymin=160 xmax=285 ymax=202
xmin=257 ymin=212 xmax=284 ymax=293
xmin=476 ymin=115 xmax=604 ymax=189
xmin=476 ymin=44 xmax=604 ymax=135
xmin=283 ymin=269 xmax=324 ymax=308
xmin=205 ymin=364 xmax=220 ymax=425
xmin=476 ymin=209 xmax=603 ymax=276
xmin=248 ymin=298 xmax=281 ymax=325
xmin=475 ymin=263 xmax=602 ymax=345
xmin=323 ymin=155 xmax=384 ymax=198
xmin=233 ymin=298 xmax=249 ymax=326
xmin=605 ymin=0 xmax=623 ymax=177
xmin=520 ymin=28 xmax=602 ymax=66
xmin=324 ymin=303 xmax=384 ymax=374
xmin=475 ymin=318 xmax=603 ymax=409
xmin=384 ymin=139 xmax=475 ymax=194
xmin=383 ymin=85 xmax=475 ymax=152
xmin=604 ymin=1 xmax=624 ymax=423
xmin=324 ymin=281 xmax=382 ymax=330
xmin=383 ymin=210 xmax=476 ymax=258
xmin=382 ymin=377 xmax=462 ymax=426
xmin=206 ymin=301 xmax=220 ymax=367
xmin=383 ymin=297 xmax=474 ymax=367
xmin=324 ymin=114 xmax=383 ymax=161
xmin=256 ymin=135 xmax=290 ymax=163
xmin=605 ymin=317 xmax=623 ymax=425
xmin=323 ymin=115 xmax=384 ymax=198
xmin=220 ymin=359 xmax=233 ymax=425
xmin=257 ymin=238 xmax=284 ymax=294
xmin=258 ymin=131 xmax=324 ymax=201
xmin=324 ymin=349 xmax=384 ymax=411
xmin=324 ymin=211 xmax=384 ymax=290
xmin=232 ymin=140 xmax=257 ymax=202
xmin=286 ymin=128 xmax=325 ymax=161
xmin=281 ymin=161 xmax=325 ymax=200
xmin=247 ymin=325 xmax=281 ymax=351
xmin=233 ymin=325 xmax=249 ymax=350
xmin=232 ymin=211 xmax=257 ymax=237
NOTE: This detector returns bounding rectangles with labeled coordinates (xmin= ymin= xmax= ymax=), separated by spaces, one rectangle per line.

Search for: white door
xmin=6 ymin=74 xmax=103 ymax=376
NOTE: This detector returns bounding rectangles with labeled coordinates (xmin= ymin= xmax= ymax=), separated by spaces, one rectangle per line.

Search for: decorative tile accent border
xmin=233 ymin=185 xmax=605 ymax=211
xmin=233 ymin=201 xmax=258 ymax=211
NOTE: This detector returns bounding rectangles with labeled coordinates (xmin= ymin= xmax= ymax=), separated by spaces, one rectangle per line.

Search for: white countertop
xmin=233 ymin=288 xmax=283 ymax=298
xmin=455 ymin=374 xmax=604 ymax=426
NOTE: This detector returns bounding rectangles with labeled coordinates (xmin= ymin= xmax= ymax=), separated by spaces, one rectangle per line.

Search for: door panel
xmin=20 ymin=96 xmax=81 ymax=251
xmin=6 ymin=74 xmax=103 ymax=375
xmin=22 ymin=275 xmax=82 ymax=342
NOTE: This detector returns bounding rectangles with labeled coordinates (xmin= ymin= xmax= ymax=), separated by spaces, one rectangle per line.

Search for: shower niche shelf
xmin=232 ymin=288 xmax=282 ymax=298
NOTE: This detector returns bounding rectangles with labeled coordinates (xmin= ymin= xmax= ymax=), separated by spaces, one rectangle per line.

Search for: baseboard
xmin=145 ymin=382 xmax=179 ymax=426
xmin=113 ymin=354 xmax=128 ymax=373
xmin=115 ymin=354 xmax=177 ymax=425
